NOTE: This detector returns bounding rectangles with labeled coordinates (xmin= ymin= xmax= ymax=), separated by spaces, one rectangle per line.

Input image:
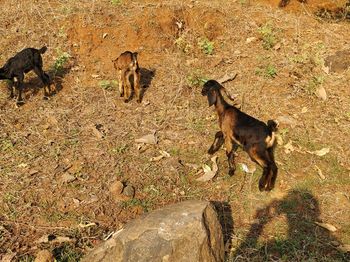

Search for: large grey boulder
xmin=83 ymin=200 xmax=224 ymax=262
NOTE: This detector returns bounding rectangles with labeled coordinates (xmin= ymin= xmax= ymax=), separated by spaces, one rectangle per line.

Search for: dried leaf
xmin=150 ymin=150 xmax=170 ymax=161
xmin=284 ymin=140 xmax=294 ymax=154
xmin=310 ymin=147 xmax=330 ymax=157
xmin=217 ymin=73 xmax=238 ymax=84
xmin=275 ymin=134 xmax=283 ymax=145
xmin=240 ymin=163 xmax=256 ymax=174
xmin=315 ymin=165 xmax=326 ymax=180
xmin=246 ymin=37 xmax=257 ymax=43
xmin=196 ymin=156 xmax=218 ymax=182
xmin=315 ymin=222 xmax=337 ymax=232
xmin=135 ymin=131 xmax=157 ymax=145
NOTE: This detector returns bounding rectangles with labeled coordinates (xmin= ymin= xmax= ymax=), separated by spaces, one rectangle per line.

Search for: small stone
xmin=110 ymin=181 xmax=124 ymax=195
xmin=34 ymin=250 xmax=54 ymax=262
xmin=315 ymin=87 xmax=327 ymax=101
xmin=123 ymin=185 xmax=135 ymax=198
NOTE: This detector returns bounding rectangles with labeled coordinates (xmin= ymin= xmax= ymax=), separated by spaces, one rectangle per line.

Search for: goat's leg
xmin=134 ymin=69 xmax=141 ymax=103
xmin=34 ymin=67 xmax=51 ymax=99
xmin=266 ymin=147 xmax=278 ymax=191
xmin=225 ymin=138 xmax=236 ymax=176
xmin=15 ymin=74 xmax=25 ymax=105
xmin=8 ymin=80 xmax=15 ymax=99
xmin=124 ymin=71 xmax=132 ymax=103
xmin=118 ymin=69 xmax=124 ymax=97
xmin=208 ymin=131 xmax=224 ymax=154
xmin=247 ymin=144 xmax=271 ymax=191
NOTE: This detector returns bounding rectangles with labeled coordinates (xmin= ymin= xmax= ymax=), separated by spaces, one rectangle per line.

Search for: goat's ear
xmin=207 ymin=90 xmax=217 ymax=107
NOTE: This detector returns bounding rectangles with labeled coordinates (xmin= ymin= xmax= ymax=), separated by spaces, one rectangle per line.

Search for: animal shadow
xmin=11 ymin=64 xmax=71 ymax=101
xmin=138 ymin=67 xmax=155 ymax=102
xmin=233 ymin=189 xmax=350 ymax=261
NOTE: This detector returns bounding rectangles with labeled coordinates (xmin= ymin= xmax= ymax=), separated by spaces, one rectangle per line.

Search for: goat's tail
xmin=38 ymin=46 xmax=48 ymax=54
xmin=267 ymin=120 xmax=278 ymax=132
xmin=266 ymin=120 xmax=279 ymax=148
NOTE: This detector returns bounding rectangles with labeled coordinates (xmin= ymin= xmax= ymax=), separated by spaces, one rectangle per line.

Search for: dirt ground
xmin=0 ymin=0 xmax=349 ymax=261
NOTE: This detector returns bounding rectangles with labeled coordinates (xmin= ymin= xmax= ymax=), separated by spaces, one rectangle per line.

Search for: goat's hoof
xmin=16 ymin=100 xmax=25 ymax=107
xmin=120 ymin=93 xmax=124 ymax=97
xmin=208 ymin=148 xmax=215 ymax=155
xmin=43 ymin=96 xmax=49 ymax=100
xmin=137 ymin=99 xmax=141 ymax=103
xmin=258 ymin=182 xmax=266 ymax=192
xmin=124 ymin=99 xmax=129 ymax=103
xmin=228 ymin=169 xmax=235 ymax=176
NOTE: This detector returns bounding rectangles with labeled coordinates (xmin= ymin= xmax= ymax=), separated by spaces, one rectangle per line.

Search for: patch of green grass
xmin=256 ymin=64 xmax=277 ymax=78
xmin=175 ymin=35 xmax=192 ymax=53
xmin=258 ymin=23 xmax=277 ymax=50
xmin=52 ymin=50 xmax=71 ymax=74
xmin=53 ymin=244 xmax=83 ymax=262
xmin=198 ymin=37 xmax=214 ymax=55
xmin=1 ymin=138 xmax=14 ymax=152
xmin=305 ymin=75 xmax=324 ymax=94
xmin=120 ymin=198 xmax=152 ymax=212
xmin=187 ymin=70 xmax=208 ymax=88
xmin=111 ymin=143 xmax=129 ymax=154
xmin=110 ymin=0 xmax=122 ymax=5
xmin=18 ymin=255 xmax=35 ymax=262
xmin=99 ymin=80 xmax=118 ymax=90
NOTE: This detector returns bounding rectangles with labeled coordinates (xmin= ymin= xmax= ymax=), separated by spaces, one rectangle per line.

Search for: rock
xmin=34 ymin=250 xmax=54 ymax=262
xmin=325 ymin=50 xmax=350 ymax=73
xmin=122 ymin=185 xmax=135 ymax=198
xmin=110 ymin=180 xmax=124 ymax=196
xmin=315 ymin=86 xmax=327 ymax=101
xmin=82 ymin=200 xmax=224 ymax=262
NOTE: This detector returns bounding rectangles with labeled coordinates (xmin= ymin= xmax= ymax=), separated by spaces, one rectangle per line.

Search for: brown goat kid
xmin=202 ymin=80 xmax=278 ymax=191
xmin=113 ymin=51 xmax=141 ymax=103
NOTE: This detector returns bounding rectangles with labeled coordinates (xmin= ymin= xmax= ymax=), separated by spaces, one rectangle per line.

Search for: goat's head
xmin=202 ymin=80 xmax=222 ymax=107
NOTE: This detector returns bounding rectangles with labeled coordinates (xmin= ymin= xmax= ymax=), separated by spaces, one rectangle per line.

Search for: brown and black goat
xmin=113 ymin=51 xmax=141 ymax=103
xmin=0 ymin=46 xmax=52 ymax=105
xmin=202 ymin=80 xmax=278 ymax=191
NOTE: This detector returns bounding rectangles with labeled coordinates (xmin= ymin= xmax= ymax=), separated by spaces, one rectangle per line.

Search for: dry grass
xmin=0 ymin=0 xmax=350 ymax=261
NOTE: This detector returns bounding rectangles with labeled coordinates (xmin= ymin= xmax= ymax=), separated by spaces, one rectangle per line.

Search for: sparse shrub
xmin=187 ymin=70 xmax=208 ymax=87
xmin=256 ymin=64 xmax=277 ymax=78
xmin=175 ymin=35 xmax=191 ymax=53
xmin=306 ymin=75 xmax=324 ymax=94
xmin=198 ymin=37 xmax=214 ymax=55
xmin=258 ymin=23 xmax=277 ymax=50
xmin=99 ymin=80 xmax=118 ymax=90
xmin=52 ymin=50 xmax=71 ymax=74
xmin=111 ymin=0 xmax=122 ymax=5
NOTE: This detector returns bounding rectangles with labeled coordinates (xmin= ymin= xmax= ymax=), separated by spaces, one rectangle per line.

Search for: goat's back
xmin=2 ymin=48 xmax=45 ymax=76
xmin=222 ymin=106 xmax=272 ymax=145
xmin=114 ymin=51 xmax=138 ymax=71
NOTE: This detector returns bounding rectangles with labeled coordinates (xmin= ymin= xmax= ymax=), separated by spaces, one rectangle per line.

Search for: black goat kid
xmin=0 ymin=46 xmax=52 ymax=105
xmin=202 ymin=80 xmax=278 ymax=191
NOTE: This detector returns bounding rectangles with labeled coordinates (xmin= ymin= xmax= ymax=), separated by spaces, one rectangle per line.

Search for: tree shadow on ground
xmin=232 ymin=189 xmax=350 ymax=261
